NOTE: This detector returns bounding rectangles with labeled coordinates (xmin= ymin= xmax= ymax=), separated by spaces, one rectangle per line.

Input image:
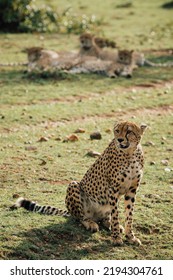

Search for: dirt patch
xmin=133 ymin=79 xmax=173 ymax=89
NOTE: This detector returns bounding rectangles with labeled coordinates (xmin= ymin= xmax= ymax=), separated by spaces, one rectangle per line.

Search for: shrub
xmin=0 ymin=0 xmax=101 ymax=33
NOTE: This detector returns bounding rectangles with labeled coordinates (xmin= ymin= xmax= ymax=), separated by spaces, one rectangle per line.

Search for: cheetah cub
xmin=11 ymin=121 xmax=147 ymax=246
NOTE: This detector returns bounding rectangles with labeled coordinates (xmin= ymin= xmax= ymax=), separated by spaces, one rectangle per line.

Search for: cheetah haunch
xmin=11 ymin=121 xmax=147 ymax=246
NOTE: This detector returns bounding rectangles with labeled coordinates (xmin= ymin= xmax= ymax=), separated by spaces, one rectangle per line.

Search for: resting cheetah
xmin=68 ymin=49 xmax=135 ymax=78
xmin=11 ymin=121 xmax=147 ymax=245
xmin=23 ymin=47 xmax=134 ymax=78
xmin=78 ymin=33 xmax=173 ymax=68
xmin=24 ymin=47 xmax=80 ymax=72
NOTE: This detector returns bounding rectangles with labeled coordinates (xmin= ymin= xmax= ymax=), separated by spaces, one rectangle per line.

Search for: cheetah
xmin=79 ymin=32 xmax=119 ymax=61
xmin=68 ymin=49 xmax=135 ymax=78
xmin=22 ymin=47 xmax=81 ymax=72
xmin=11 ymin=121 xmax=147 ymax=245
xmin=23 ymin=47 xmax=135 ymax=78
xmin=94 ymin=36 xmax=116 ymax=49
xmin=79 ymin=33 xmax=116 ymax=53
xmin=79 ymin=32 xmax=101 ymax=57
xmin=79 ymin=33 xmax=173 ymax=68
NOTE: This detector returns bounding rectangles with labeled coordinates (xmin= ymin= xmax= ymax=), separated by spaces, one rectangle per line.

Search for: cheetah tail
xmin=144 ymin=59 xmax=173 ymax=67
xmin=10 ymin=197 xmax=70 ymax=217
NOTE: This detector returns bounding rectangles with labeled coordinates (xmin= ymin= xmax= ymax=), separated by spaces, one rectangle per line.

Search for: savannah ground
xmin=0 ymin=0 xmax=173 ymax=260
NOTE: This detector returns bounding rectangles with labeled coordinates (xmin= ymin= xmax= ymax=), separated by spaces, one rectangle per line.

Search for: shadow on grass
xmin=7 ymin=217 xmax=112 ymax=260
xmin=161 ymin=1 xmax=173 ymax=9
xmin=1 ymin=53 xmax=173 ymax=87
xmin=148 ymin=54 xmax=173 ymax=64
xmin=0 ymin=69 xmax=80 ymax=84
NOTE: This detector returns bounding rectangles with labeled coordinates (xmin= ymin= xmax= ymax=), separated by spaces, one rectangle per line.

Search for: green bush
xmin=0 ymin=0 xmax=101 ymax=33
xmin=0 ymin=0 xmax=59 ymax=32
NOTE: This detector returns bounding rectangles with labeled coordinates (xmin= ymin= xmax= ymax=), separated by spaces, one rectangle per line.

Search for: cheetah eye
xmin=115 ymin=129 xmax=119 ymax=133
xmin=127 ymin=130 xmax=132 ymax=134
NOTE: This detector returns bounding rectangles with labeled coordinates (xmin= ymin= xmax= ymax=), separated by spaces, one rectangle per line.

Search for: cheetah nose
xmin=118 ymin=138 xmax=124 ymax=143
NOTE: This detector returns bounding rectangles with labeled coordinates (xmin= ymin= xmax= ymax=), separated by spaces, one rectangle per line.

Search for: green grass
xmin=0 ymin=0 xmax=173 ymax=260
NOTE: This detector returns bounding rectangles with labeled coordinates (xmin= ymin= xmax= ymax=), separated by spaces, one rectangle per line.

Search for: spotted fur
xmin=94 ymin=36 xmax=116 ymax=49
xmin=24 ymin=47 xmax=135 ymax=78
xmin=68 ymin=49 xmax=135 ymax=78
xmin=11 ymin=121 xmax=147 ymax=246
xmin=79 ymin=32 xmax=119 ymax=61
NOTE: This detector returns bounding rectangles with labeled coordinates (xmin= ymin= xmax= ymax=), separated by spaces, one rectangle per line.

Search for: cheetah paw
xmin=126 ymin=235 xmax=142 ymax=246
xmin=112 ymin=237 xmax=124 ymax=246
xmin=82 ymin=220 xmax=99 ymax=233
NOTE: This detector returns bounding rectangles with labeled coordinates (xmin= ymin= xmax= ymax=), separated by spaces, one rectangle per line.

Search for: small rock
xmin=54 ymin=137 xmax=62 ymax=141
xmin=74 ymin=128 xmax=86 ymax=133
xmin=39 ymin=159 xmax=47 ymax=166
xmin=165 ymin=168 xmax=171 ymax=172
xmin=24 ymin=141 xmax=32 ymax=144
xmin=150 ymin=161 xmax=156 ymax=165
xmin=144 ymin=141 xmax=155 ymax=146
xmin=37 ymin=136 xmax=49 ymax=142
xmin=63 ymin=134 xmax=79 ymax=142
xmin=86 ymin=151 xmax=101 ymax=157
xmin=161 ymin=160 xmax=169 ymax=166
xmin=25 ymin=179 xmax=31 ymax=183
xmin=90 ymin=131 xmax=102 ymax=140
xmin=12 ymin=194 xmax=20 ymax=199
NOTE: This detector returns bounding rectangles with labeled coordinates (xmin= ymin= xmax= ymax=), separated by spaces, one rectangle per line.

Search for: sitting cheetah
xmin=79 ymin=32 xmax=119 ymax=61
xmin=11 ymin=121 xmax=147 ymax=245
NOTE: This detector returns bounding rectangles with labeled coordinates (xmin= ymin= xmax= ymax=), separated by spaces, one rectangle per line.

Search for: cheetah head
xmin=24 ymin=47 xmax=43 ymax=62
xmin=117 ymin=50 xmax=134 ymax=65
xmin=94 ymin=37 xmax=107 ymax=48
xmin=114 ymin=121 xmax=147 ymax=151
xmin=79 ymin=33 xmax=95 ymax=50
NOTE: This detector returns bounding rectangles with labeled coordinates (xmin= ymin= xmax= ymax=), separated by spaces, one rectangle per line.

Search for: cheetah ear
xmin=140 ymin=124 xmax=147 ymax=135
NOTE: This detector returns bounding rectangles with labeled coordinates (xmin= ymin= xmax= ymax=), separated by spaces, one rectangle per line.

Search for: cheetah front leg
xmin=109 ymin=190 xmax=123 ymax=246
xmin=124 ymin=186 xmax=141 ymax=245
xmin=106 ymin=69 xmax=118 ymax=78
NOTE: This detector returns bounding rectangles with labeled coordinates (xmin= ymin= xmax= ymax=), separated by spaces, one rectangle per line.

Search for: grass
xmin=0 ymin=0 xmax=173 ymax=260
